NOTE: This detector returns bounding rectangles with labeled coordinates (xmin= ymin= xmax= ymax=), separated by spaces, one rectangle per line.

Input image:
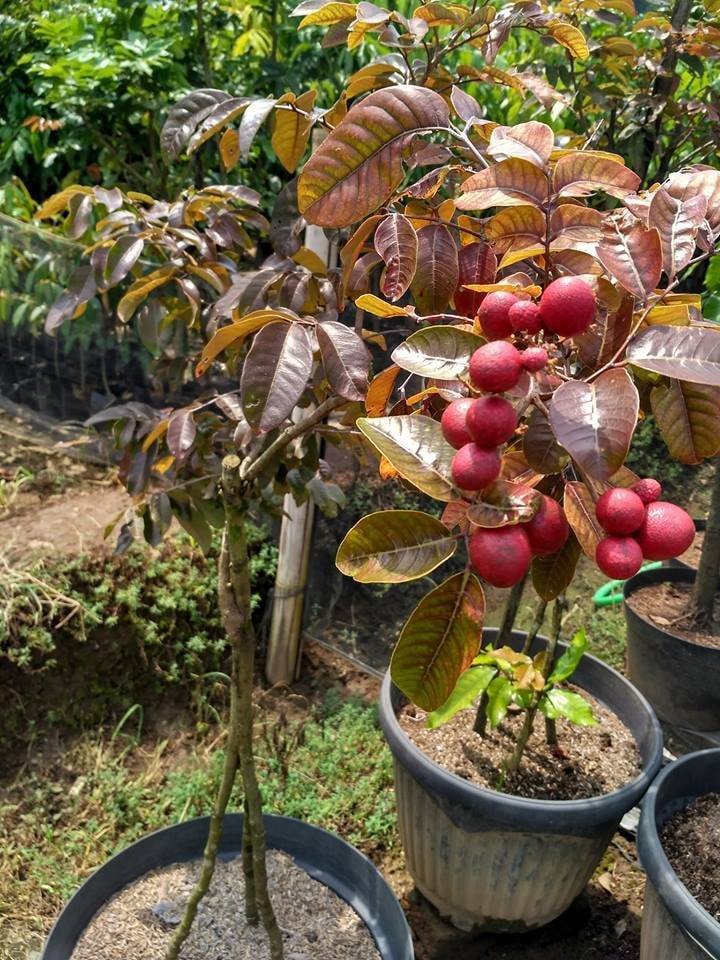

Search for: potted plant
xmin=637 ymin=748 xmax=720 ymax=960
xmin=624 ymin=453 xmax=720 ymax=750
xmin=37 ymin=175 xmax=411 ymax=957
xmin=291 ymin=81 xmax=720 ymax=934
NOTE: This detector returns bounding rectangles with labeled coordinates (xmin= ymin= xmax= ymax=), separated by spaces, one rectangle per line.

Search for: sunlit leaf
xmin=219 ymin=128 xmax=241 ymax=171
xmin=117 ymin=266 xmax=178 ymax=324
xmin=597 ymin=219 xmax=662 ymax=301
xmin=365 ymin=363 xmax=401 ymax=416
xmin=540 ymin=688 xmax=596 ymax=725
xmin=195 ymin=308 xmax=297 ymax=376
xmin=627 ymin=326 xmax=720 ymax=386
xmin=391 ymin=324 xmax=482 ymax=378
xmin=239 ymin=98 xmax=277 ymax=157
xmin=487 ymin=121 xmax=554 ymax=167
xmin=648 ymin=188 xmax=707 ymax=279
xmin=392 ymin=571 xmax=486 ymax=711
xmin=546 ymin=21 xmax=589 ymax=58
xmin=553 ymin=153 xmax=640 ymax=199
xmin=485 ymin=205 xmax=546 ymax=253
xmin=665 ymin=168 xmax=720 ymax=230
xmin=161 ymin=88 xmax=232 ymax=160
xmin=272 ymin=90 xmax=316 ymax=172
xmin=457 ymin=158 xmax=548 ymax=210
xmin=104 ymin=236 xmax=144 ymax=288
xmin=336 ymin=509 xmax=457 ymax=582
xmin=355 ymin=293 xmax=414 ymax=317
xmin=187 ymin=97 xmax=251 ymax=154
xmin=298 ymin=85 xmax=449 ymax=227
xmin=549 ymin=369 xmax=639 ymax=480
xmin=357 ymin=415 xmax=457 ymax=500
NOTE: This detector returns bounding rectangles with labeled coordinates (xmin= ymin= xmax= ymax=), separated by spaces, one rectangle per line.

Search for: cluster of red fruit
xmin=595 ymin=481 xmax=696 ymax=580
xmin=475 ymin=275 xmax=596 ymax=341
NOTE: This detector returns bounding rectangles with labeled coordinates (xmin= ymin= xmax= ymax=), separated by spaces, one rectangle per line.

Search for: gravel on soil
xmin=661 ymin=793 xmax=720 ymax=921
xmin=399 ymin=690 xmax=641 ymax=800
xmin=71 ymin=848 xmax=381 ymax=960
xmin=627 ymin=581 xmax=720 ymax=650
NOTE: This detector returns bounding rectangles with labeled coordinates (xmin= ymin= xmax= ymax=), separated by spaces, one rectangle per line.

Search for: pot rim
xmin=623 ymin=566 xmax=716 ymax=656
xmin=380 ymin=628 xmax=663 ymax=831
xmin=637 ymin=748 xmax=720 ymax=953
xmin=42 ymin=813 xmax=413 ymax=960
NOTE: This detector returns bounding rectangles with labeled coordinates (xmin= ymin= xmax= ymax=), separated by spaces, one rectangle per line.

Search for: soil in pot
xmin=71 ymin=848 xmax=380 ymax=960
xmin=627 ymin=582 xmax=720 ymax=651
xmin=660 ymin=793 xmax=720 ymax=922
xmin=399 ymin=689 xmax=640 ymax=801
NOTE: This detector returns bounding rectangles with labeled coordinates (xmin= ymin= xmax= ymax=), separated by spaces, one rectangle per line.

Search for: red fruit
xmin=509 ymin=300 xmax=542 ymax=334
xmin=520 ymin=347 xmax=549 ymax=373
xmin=469 ymin=341 xmax=523 ymax=393
xmin=635 ymin=502 xmax=696 ymax=561
xmin=451 ymin=444 xmax=501 ymax=491
xmin=466 ymin=396 xmax=517 ymax=448
xmin=632 ymin=478 xmax=662 ymax=504
xmin=478 ymin=292 xmax=518 ymax=340
xmin=596 ymin=488 xmax=646 ymax=535
xmin=525 ymin=496 xmax=570 ymax=556
xmin=539 ymin=277 xmax=596 ymax=337
xmin=441 ymin=398 xmax=475 ymax=449
xmin=596 ymin=536 xmax=643 ymax=580
xmin=469 ymin=526 xmax=532 ymax=588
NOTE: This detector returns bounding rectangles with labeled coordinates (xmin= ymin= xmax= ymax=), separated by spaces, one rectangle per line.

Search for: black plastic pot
xmin=668 ymin=519 xmax=705 ymax=570
xmin=42 ymin=813 xmax=413 ymax=960
xmin=379 ymin=628 xmax=663 ymax=933
xmin=638 ymin=748 xmax=720 ymax=960
xmin=624 ymin=567 xmax=720 ymax=744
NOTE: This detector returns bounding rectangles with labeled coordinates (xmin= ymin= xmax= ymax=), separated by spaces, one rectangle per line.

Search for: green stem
xmin=473 ymin=576 xmax=526 ymax=736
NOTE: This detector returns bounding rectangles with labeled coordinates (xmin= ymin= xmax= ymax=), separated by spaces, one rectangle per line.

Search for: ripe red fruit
xmin=469 ymin=341 xmax=523 ymax=393
xmin=469 ymin=525 xmax=532 ymax=588
xmin=451 ymin=443 xmax=501 ymax=491
xmin=508 ymin=300 xmax=542 ymax=334
xmin=596 ymin=536 xmax=643 ymax=580
xmin=520 ymin=347 xmax=549 ymax=373
xmin=596 ymin=488 xmax=646 ymax=535
xmin=525 ymin=496 xmax=570 ymax=556
xmin=477 ymin=292 xmax=518 ymax=340
xmin=632 ymin=478 xmax=662 ymax=504
xmin=466 ymin=396 xmax=517 ymax=447
xmin=441 ymin=397 xmax=475 ymax=449
xmin=539 ymin=277 xmax=596 ymax=337
xmin=635 ymin=502 xmax=696 ymax=561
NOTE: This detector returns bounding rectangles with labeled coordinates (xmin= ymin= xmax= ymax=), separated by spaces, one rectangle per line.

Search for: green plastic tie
xmin=592 ymin=561 xmax=664 ymax=607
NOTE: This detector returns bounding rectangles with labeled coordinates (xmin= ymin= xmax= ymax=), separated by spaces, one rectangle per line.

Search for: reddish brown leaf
xmin=665 ymin=168 xmax=720 ymax=230
xmin=548 ymin=369 xmax=639 ymax=480
xmin=648 ymin=188 xmax=707 ymax=279
xmin=240 ymin=321 xmax=313 ymax=432
xmin=410 ymin=223 xmax=459 ymax=314
xmin=487 ymin=121 xmax=554 ymax=168
xmin=457 ymin=158 xmax=549 ymax=211
xmin=317 ymin=321 xmax=370 ymax=400
xmin=552 ymin=153 xmax=640 ymax=200
xmin=523 ymin=408 xmax=570 ymax=474
xmin=374 ymin=213 xmax=418 ymax=301
xmin=597 ymin=219 xmax=662 ymax=301
xmin=651 ymin=379 xmax=720 ymax=464
xmin=454 ymin=241 xmax=497 ymax=317
xmin=365 ymin=363 xmax=401 ymax=417
xmin=627 ymin=326 xmax=720 ymax=386
xmin=298 ymin=85 xmax=450 ymax=227
xmin=466 ymin=480 xmax=543 ymax=527
xmin=575 ymin=296 xmax=633 ymax=371
xmin=564 ymin=480 xmax=604 ymax=560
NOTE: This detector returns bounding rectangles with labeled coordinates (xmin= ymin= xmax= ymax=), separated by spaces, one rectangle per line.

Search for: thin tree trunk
xmin=473 ymin=576 xmax=526 ymax=735
xmin=166 ymin=456 xmax=283 ymax=959
xmin=691 ymin=457 xmax=720 ymax=626
xmin=196 ymin=0 xmax=213 ymax=85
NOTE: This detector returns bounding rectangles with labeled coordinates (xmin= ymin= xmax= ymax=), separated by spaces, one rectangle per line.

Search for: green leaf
xmin=547 ymin=629 xmax=587 ymax=684
xmin=298 ymin=85 xmax=450 ymax=227
xmin=391 ymin=324 xmax=483 ymax=379
xmin=391 ymin=571 xmax=486 ymax=711
xmin=357 ymin=415 xmax=457 ymax=501
xmin=487 ymin=675 xmax=513 ymax=728
xmin=336 ymin=509 xmax=457 ymax=583
xmin=426 ymin=665 xmax=497 ymax=728
xmin=540 ymin=688 xmax=597 ymax=726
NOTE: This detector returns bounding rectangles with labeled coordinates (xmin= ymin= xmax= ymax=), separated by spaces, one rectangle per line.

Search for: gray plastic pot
xmin=638 ymin=749 xmax=720 ymax=960
xmin=379 ymin=627 xmax=663 ymax=933
xmin=624 ymin=567 xmax=720 ymax=741
xmin=42 ymin=813 xmax=413 ymax=960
